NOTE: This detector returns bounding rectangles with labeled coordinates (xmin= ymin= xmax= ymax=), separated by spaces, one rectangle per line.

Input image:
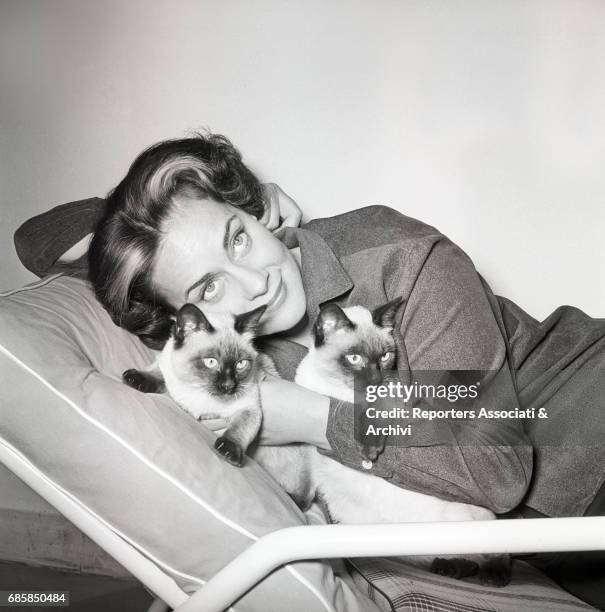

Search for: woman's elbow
xmin=476 ymin=445 xmax=533 ymax=514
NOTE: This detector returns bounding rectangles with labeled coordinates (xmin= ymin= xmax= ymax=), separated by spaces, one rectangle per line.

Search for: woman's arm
xmin=329 ymin=239 xmax=533 ymax=513
xmin=14 ymin=197 xmax=107 ymax=277
xmin=14 ymin=185 xmax=301 ymax=278
xmin=258 ymin=375 xmax=331 ymax=450
xmin=259 ymin=237 xmax=533 ymax=514
xmin=259 ymin=376 xmax=530 ymax=514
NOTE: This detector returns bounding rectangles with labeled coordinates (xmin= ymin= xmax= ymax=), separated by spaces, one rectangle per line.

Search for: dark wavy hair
xmin=88 ymin=133 xmax=266 ymax=349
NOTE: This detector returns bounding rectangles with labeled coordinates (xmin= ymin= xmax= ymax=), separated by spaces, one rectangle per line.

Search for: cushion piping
xmin=0 ymin=341 xmax=335 ymax=612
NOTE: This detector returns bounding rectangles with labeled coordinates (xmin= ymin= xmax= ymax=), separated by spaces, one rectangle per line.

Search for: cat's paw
xmin=356 ymin=408 xmax=387 ymax=461
xmin=361 ymin=443 xmax=383 ymax=462
xmin=214 ymin=437 xmax=245 ymax=467
xmin=123 ymin=369 xmax=164 ymax=393
xmin=430 ymin=557 xmax=479 ymax=580
xmin=289 ymin=492 xmax=314 ymax=512
xmin=478 ymin=555 xmax=512 ymax=587
xmin=357 ymin=435 xmax=386 ymax=462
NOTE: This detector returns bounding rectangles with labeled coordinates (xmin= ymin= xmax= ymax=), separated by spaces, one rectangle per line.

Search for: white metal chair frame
xmin=2 ymin=438 xmax=604 ymax=612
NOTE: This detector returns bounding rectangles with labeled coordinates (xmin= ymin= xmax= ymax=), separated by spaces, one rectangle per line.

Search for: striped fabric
xmin=348 ymin=558 xmax=596 ymax=612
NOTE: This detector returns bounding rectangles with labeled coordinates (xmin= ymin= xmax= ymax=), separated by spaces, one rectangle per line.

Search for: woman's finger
xmin=276 ymin=185 xmax=302 ymax=228
xmin=261 ymin=183 xmax=302 ymax=231
xmin=260 ymin=183 xmax=282 ymax=230
xmin=275 ymin=186 xmax=302 ymax=229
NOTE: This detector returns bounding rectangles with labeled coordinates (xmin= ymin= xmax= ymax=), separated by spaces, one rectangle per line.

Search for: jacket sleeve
xmin=14 ymin=197 xmax=106 ymax=277
xmin=323 ymin=238 xmax=533 ymax=514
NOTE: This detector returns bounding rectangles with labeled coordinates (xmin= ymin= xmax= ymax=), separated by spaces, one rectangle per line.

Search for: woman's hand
xmin=58 ymin=233 xmax=93 ymax=262
xmin=258 ymin=375 xmax=331 ymax=450
xmin=260 ymin=183 xmax=302 ymax=232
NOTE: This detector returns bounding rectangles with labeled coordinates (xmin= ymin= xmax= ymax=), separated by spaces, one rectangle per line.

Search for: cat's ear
xmin=234 ymin=305 xmax=267 ymax=336
xmin=372 ymin=297 xmax=405 ymax=329
xmin=314 ymin=303 xmax=355 ymax=347
xmin=175 ymin=304 xmax=214 ymax=345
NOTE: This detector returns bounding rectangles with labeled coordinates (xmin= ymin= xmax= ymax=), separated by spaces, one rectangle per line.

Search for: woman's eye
xmin=345 ymin=354 xmax=363 ymax=365
xmin=202 ymin=357 xmax=218 ymax=369
xmin=200 ymin=278 xmax=224 ymax=302
xmin=235 ymin=359 xmax=250 ymax=371
xmin=204 ymin=280 xmax=216 ymax=299
xmin=380 ymin=351 xmax=392 ymax=362
xmin=231 ymin=230 xmax=250 ymax=257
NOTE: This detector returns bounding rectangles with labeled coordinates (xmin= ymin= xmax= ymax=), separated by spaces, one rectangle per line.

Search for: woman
xmin=14 ymin=132 xmax=605 ymax=605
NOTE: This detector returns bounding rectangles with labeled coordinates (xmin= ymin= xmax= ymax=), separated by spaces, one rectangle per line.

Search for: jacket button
xmin=361 ymin=459 xmax=373 ymax=470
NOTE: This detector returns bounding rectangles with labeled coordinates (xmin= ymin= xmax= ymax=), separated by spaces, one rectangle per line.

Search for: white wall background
xmin=1 ymin=0 xmax=604 ymax=318
xmin=0 ymin=0 xmax=604 ymax=537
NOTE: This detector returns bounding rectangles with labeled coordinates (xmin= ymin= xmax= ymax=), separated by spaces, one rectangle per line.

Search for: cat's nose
xmin=219 ymin=378 xmax=237 ymax=394
xmin=365 ymin=365 xmax=382 ymax=386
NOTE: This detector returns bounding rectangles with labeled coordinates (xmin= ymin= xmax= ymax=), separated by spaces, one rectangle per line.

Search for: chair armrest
xmin=175 ymin=517 xmax=605 ymax=612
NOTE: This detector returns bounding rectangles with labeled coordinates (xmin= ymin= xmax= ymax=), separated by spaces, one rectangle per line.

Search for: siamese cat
xmin=293 ymin=301 xmax=511 ymax=585
xmin=123 ymin=300 xmax=510 ymax=586
xmin=123 ymin=304 xmax=277 ymax=466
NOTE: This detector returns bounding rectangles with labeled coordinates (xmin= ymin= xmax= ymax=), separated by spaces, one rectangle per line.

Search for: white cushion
xmin=0 ymin=274 xmax=375 ymax=612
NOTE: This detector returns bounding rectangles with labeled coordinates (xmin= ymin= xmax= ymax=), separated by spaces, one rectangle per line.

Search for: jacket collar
xmin=279 ymin=226 xmax=353 ymax=317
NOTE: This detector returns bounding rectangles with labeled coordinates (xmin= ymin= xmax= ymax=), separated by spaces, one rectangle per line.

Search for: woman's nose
xmin=231 ymin=265 xmax=269 ymax=300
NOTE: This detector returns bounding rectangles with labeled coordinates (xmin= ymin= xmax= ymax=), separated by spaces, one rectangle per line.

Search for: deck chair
xmin=1 ymin=275 xmax=603 ymax=612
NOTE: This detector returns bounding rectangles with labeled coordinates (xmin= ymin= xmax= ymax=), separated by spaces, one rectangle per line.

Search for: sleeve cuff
xmin=318 ymin=397 xmax=393 ymax=478
xmin=318 ymin=397 xmax=355 ymax=460
xmin=14 ymin=197 xmax=106 ymax=277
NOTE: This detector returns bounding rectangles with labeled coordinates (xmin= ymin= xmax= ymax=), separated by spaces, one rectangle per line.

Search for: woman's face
xmin=152 ymin=197 xmax=306 ymax=335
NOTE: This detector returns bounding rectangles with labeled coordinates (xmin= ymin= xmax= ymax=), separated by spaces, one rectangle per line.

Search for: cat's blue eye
xmin=380 ymin=351 xmax=392 ymax=362
xmin=235 ymin=359 xmax=250 ymax=371
xmin=345 ymin=354 xmax=363 ymax=365
xmin=202 ymin=357 xmax=219 ymax=369
xmin=231 ymin=229 xmax=250 ymax=259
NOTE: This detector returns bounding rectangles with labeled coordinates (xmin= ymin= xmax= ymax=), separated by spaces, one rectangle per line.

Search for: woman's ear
xmin=372 ymin=297 xmax=405 ymax=329
xmin=313 ymin=303 xmax=355 ymax=347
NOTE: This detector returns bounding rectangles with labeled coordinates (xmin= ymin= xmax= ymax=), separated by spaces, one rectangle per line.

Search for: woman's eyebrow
xmin=186 ymin=272 xmax=211 ymax=301
xmin=223 ymin=214 xmax=237 ymax=249
xmin=185 ymin=214 xmax=237 ymax=300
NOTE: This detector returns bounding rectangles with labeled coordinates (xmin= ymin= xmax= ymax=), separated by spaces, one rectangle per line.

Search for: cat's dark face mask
xmin=169 ymin=303 xmax=266 ymax=400
xmin=312 ymin=299 xmax=404 ymax=386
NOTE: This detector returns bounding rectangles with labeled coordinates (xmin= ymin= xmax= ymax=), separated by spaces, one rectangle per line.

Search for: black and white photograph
xmin=0 ymin=1 xmax=604 ymax=611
